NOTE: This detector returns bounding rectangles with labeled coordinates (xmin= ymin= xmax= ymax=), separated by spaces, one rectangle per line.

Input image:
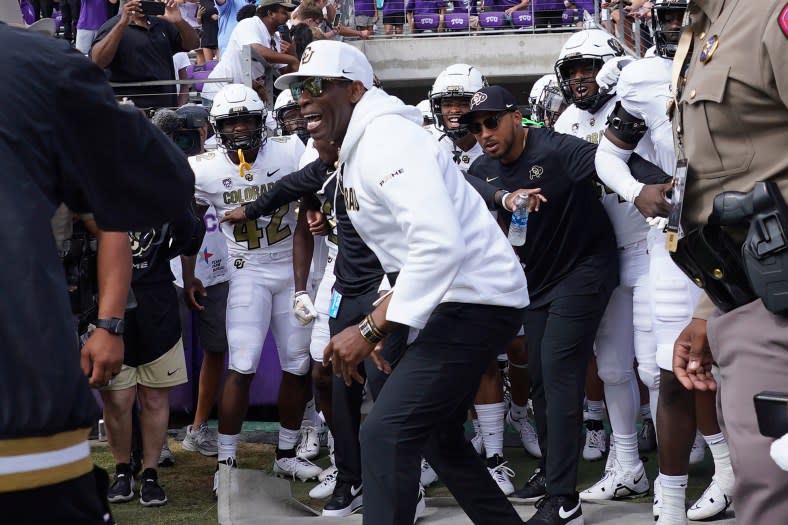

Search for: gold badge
xmin=698 ymin=35 xmax=719 ymax=64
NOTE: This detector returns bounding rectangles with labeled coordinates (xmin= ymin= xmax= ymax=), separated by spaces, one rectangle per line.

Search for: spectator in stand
xmin=75 ymin=0 xmax=112 ymax=53
xmin=60 ymin=0 xmax=81 ymax=44
xmin=173 ymin=51 xmax=191 ymax=105
xmin=407 ymin=0 xmax=446 ymax=33
xmin=499 ymin=0 xmax=530 ymax=20
xmin=353 ymin=0 xmax=376 ymax=32
xmin=216 ymin=0 xmax=253 ymax=54
xmin=562 ymin=0 xmax=582 ymax=27
xmin=531 ymin=0 xmax=564 ymax=28
xmin=201 ymin=0 xmax=298 ymax=109
xmin=90 ymin=0 xmax=199 ymax=110
xmin=381 ymin=0 xmax=406 ymax=34
xmin=29 ymin=0 xmax=54 ymax=20
xmin=197 ymin=0 xmax=218 ymax=62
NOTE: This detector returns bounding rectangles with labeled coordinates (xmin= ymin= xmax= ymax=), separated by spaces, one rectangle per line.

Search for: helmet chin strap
xmin=237 ymin=149 xmax=252 ymax=178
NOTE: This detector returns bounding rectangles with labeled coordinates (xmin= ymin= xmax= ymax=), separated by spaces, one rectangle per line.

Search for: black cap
xmin=458 ymin=86 xmax=518 ymax=124
xmin=175 ymin=104 xmax=209 ymax=129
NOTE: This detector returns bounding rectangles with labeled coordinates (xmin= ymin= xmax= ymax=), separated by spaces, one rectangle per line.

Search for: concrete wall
xmin=349 ymin=32 xmax=573 ymax=87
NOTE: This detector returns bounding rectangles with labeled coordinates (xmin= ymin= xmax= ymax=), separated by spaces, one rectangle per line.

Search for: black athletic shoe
xmin=510 ymin=467 xmax=546 ymax=502
xmin=139 ymin=468 xmax=167 ymax=507
xmin=107 ymin=467 xmax=135 ymax=503
xmin=526 ymin=494 xmax=583 ymax=525
xmin=322 ymin=480 xmax=363 ymax=517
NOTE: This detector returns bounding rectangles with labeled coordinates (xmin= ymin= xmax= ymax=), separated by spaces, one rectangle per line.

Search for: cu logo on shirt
xmin=529 ymin=165 xmax=544 ymax=180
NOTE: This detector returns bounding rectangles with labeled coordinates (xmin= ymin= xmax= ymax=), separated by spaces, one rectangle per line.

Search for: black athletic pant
xmin=360 ymin=302 xmax=525 ymax=525
xmin=525 ymin=288 xmax=613 ymax=497
xmin=327 ymin=290 xmax=408 ymax=486
xmin=1 ymin=466 xmax=113 ymax=525
xmin=60 ymin=0 xmax=81 ymax=42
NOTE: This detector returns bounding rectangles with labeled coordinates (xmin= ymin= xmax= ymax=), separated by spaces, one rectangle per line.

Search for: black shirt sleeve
xmin=90 ymin=15 xmax=120 ymax=49
xmin=628 ymin=153 xmax=672 ymax=185
xmin=245 ymin=159 xmax=331 ymax=219
xmin=55 ymin=50 xmax=195 ymax=232
xmin=164 ymin=18 xmax=184 ymax=54
xmin=551 ymin=130 xmax=598 ymax=183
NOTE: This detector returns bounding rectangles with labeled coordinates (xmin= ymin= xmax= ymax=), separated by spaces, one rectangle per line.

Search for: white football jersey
xmin=555 ymin=98 xmax=650 ymax=247
xmin=616 ymin=56 xmax=675 ymax=175
xmin=191 ymin=135 xmax=306 ymax=264
xmin=428 ymin=128 xmax=484 ymax=175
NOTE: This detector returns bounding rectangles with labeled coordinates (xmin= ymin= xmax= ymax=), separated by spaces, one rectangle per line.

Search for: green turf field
xmin=93 ymin=429 xmax=716 ymax=525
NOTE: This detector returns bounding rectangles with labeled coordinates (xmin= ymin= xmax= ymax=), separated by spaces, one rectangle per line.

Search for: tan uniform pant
xmin=707 ymin=299 xmax=788 ymax=525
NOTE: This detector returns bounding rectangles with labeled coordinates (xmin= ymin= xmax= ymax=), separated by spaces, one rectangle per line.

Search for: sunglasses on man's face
xmin=466 ymin=110 xmax=514 ymax=135
xmin=290 ymin=77 xmax=352 ymax=102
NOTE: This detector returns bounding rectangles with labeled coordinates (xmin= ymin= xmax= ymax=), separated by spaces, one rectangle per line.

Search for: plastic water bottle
xmin=508 ymin=194 xmax=529 ymax=246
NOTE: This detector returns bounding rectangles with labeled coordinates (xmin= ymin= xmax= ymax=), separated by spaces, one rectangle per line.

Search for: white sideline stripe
xmin=0 ymin=441 xmax=90 ymax=475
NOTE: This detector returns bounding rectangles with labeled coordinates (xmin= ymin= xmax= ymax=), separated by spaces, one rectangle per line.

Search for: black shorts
xmin=382 ymin=13 xmax=406 ymax=26
xmin=175 ymin=281 xmax=229 ymax=354
xmin=123 ymin=284 xmax=181 ymax=367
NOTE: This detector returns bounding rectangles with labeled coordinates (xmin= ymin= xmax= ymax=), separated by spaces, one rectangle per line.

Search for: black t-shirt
xmin=244 ymin=159 xmax=385 ymax=297
xmin=469 ymin=128 xmax=619 ymax=304
xmin=92 ymin=15 xmax=184 ymax=109
xmin=0 ymin=26 xmax=194 ymax=441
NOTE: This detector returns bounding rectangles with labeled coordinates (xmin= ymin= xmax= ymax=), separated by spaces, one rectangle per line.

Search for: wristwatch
xmin=94 ymin=317 xmax=125 ymax=336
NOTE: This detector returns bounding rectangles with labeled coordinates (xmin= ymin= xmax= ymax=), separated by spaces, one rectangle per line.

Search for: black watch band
xmin=95 ymin=317 xmax=125 ymax=335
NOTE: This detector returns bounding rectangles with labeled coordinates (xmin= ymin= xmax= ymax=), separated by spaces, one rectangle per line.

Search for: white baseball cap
xmin=274 ymin=40 xmax=374 ymax=91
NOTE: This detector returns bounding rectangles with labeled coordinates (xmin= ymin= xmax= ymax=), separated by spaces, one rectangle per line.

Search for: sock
xmin=586 ymin=400 xmax=604 ymax=421
xmin=115 ymin=462 xmax=131 ymax=475
xmin=640 ymin=404 xmax=651 ymax=420
xmin=278 ymin=427 xmax=300 ymax=451
xmin=509 ymin=401 xmax=527 ymax=422
xmin=475 ymin=402 xmax=505 ymax=459
xmin=659 ymin=473 xmax=688 ymax=523
xmin=704 ymin=432 xmax=735 ymax=492
xmin=472 ymin=418 xmax=481 ymax=436
xmin=217 ymin=433 xmax=239 ymax=463
xmin=303 ymin=397 xmax=319 ymax=427
xmin=613 ymin=432 xmax=639 ymax=471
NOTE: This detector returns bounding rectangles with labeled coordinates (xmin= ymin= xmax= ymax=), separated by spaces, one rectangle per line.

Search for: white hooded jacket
xmin=338 ymin=88 xmax=529 ymax=329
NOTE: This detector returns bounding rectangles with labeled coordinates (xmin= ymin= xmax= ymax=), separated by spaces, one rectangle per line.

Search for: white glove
xmin=596 ymin=56 xmax=634 ymax=94
xmin=770 ymin=433 xmax=788 ymax=471
xmin=647 ymin=216 xmax=669 ymax=231
xmin=293 ymin=291 xmax=318 ymax=326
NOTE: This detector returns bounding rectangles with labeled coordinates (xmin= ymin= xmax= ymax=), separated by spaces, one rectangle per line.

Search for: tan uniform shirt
xmin=677 ymin=0 xmax=788 ymax=318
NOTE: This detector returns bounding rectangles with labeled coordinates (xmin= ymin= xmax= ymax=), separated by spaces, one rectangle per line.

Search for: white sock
xmin=303 ymin=398 xmax=320 ymax=427
xmin=509 ymin=401 xmax=527 ymax=421
xmin=278 ymin=427 xmax=300 ymax=451
xmin=704 ymin=432 xmax=735 ymax=492
xmin=586 ymin=400 xmax=604 ymax=421
xmin=613 ymin=432 xmax=639 ymax=471
xmin=475 ymin=402 xmax=505 ymax=459
xmin=640 ymin=404 xmax=651 ymax=420
xmin=218 ymin=433 xmax=239 ymax=462
xmin=659 ymin=473 xmax=688 ymax=523
xmin=472 ymin=418 xmax=481 ymax=436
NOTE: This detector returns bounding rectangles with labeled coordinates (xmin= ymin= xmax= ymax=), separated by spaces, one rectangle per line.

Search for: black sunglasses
xmin=290 ymin=77 xmax=353 ymax=102
xmin=466 ymin=110 xmax=514 ymax=135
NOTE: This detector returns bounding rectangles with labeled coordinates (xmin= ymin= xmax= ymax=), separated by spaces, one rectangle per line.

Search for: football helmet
xmin=554 ymin=29 xmax=625 ymax=112
xmin=428 ymin=63 xmax=488 ymax=138
xmin=274 ymin=89 xmax=309 ymax=144
xmin=416 ymin=99 xmax=435 ymax=126
xmin=209 ymin=84 xmax=267 ymax=151
xmin=651 ymin=0 xmax=688 ymax=59
xmin=539 ymin=83 xmax=567 ymax=129
xmin=528 ymin=74 xmax=556 ymax=123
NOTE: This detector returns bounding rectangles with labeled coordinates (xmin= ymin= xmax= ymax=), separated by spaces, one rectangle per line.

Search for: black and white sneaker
xmin=139 ymin=468 xmax=167 ymax=507
xmin=526 ymin=494 xmax=583 ymax=525
xmin=107 ymin=468 xmax=135 ymax=503
xmin=322 ymin=480 xmax=363 ymax=517
xmin=510 ymin=467 xmax=546 ymax=503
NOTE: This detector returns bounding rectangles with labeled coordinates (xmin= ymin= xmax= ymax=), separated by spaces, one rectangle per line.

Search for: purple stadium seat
xmin=187 ymin=59 xmax=218 ymax=92
xmin=562 ymin=8 xmax=581 ymax=25
xmin=479 ymin=11 xmax=505 ymax=28
xmin=511 ymin=11 xmax=533 ymax=27
xmin=413 ymin=14 xmax=440 ymax=30
xmin=444 ymin=12 xmax=469 ymax=30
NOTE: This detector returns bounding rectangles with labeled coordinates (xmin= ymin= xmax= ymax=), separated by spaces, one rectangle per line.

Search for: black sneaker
xmin=139 ymin=468 xmax=167 ymax=507
xmin=510 ymin=467 xmax=546 ymax=502
xmin=526 ymin=494 xmax=582 ymax=525
xmin=322 ymin=480 xmax=363 ymax=517
xmin=107 ymin=466 xmax=135 ymax=503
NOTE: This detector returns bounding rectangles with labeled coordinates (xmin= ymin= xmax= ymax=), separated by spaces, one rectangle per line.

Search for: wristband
xmin=359 ymin=314 xmax=385 ymax=345
xmin=499 ymin=191 xmax=512 ymax=212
